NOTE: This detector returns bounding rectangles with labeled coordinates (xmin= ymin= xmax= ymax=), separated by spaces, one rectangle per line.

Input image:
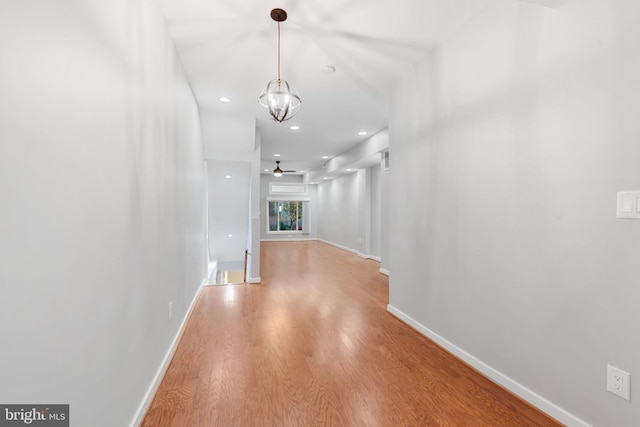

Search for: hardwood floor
xmin=142 ymin=241 xmax=562 ymax=426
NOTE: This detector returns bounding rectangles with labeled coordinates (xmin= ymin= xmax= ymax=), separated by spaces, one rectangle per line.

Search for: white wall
xmin=388 ymin=0 xmax=640 ymax=425
xmin=380 ymin=157 xmax=390 ymax=273
xmin=201 ymin=112 xmax=256 ymax=160
xmin=0 ymin=2 xmax=207 ymax=426
xmin=247 ymin=131 xmax=262 ymax=282
xmin=200 ymin=111 xmax=257 ymax=276
xmin=370 ymin=164 xmax=382 ymax=260
xmin=206 ymin=160 xmax=251 ymax=263
xmin=317 ymin=173 xmax=359 ymax=250
xmin=316 ymin=166 xmax=383 ymax=259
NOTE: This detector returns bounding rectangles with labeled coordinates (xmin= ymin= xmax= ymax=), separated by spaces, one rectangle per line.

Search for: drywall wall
xmin=201 ymin=112 xmax=256 ymax=160
xmin=370 ymin=164 xmax=383 ymax=260
xmin=306 ymin=130 xmax=390 ymax=183
xmin=317 ymin=172 xmax=359 ymax=250
xmin=388 ymin=0 xmax=640 ymax=425
xmin=206 ymin=160 xmax=251 ymax=263
xmin=0 ymin=1 xmax=207 ymax=426
xmin=380 ymin=156 xmax=390 ymax=273
xmin=316 ymin=166 xmax=383 ymax=259
xmin=247 ymin=131 xmax=262 ymax=282
xmin=200 ymin=111 xmax=258 ymax=279
xmin=356 ymin=169 xmax=372 ymax=256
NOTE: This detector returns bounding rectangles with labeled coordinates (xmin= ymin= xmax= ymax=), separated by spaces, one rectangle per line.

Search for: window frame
xmin=266 ymin=197 xmax=310 ymax=235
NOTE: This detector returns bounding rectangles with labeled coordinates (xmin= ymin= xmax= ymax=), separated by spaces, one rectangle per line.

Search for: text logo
xmin=0 ymin=405 xmax=68 ymax=426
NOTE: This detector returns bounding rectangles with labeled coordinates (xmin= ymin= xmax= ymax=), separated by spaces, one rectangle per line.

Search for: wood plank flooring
xmin=142 ymin=241 xmax=562 ymax=427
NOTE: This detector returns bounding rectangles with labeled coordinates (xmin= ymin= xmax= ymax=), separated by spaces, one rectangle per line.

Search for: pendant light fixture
xmin=272 ymin=160 xmax=297 ymax=177
xmin=273 ymin=161 xmax=284 ymax=177
xmin=258 ymin=8 xmax=301 ymax=123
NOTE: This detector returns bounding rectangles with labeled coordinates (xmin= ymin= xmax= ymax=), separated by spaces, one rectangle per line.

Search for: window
xmin=268 ymin=201 xmax=304 ymax=232
xmin=269 ymin=182 xmax=308 ymax=195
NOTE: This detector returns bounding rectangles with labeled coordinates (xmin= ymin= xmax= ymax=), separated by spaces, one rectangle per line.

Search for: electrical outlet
xmin=168 ymin=301 xmax=173 ymax=321
xmin=607 ymin=364 xmax=631 ymax=401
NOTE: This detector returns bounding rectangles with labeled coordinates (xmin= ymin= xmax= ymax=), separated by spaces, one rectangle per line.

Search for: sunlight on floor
xmin=216 ymin=269 xmax=244 ymax=284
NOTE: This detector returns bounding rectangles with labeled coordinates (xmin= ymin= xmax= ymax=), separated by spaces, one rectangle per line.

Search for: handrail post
xmin=244 ymin=250 xmax=249 ymax=283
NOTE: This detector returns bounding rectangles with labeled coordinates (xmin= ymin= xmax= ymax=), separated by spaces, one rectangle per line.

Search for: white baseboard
xmin=247 ymin=277 xmax=261 ymax=284
xmin=379 ymin=268 xmax=389 ymax=276
xmin=318 ymin=239 xmax=358 ymax=254
xmin=357 ymin=253 xmax=382 ymax=262
xmin=386 ymin=305 xmax=592 ymax=427
xmin=261 ymin=237 xmax=319 ymax=242
xmin=130 ymin=280 xmax=206 ymax=427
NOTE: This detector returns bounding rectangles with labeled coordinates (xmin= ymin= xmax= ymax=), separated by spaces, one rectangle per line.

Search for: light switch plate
xmin=617 ymin=191 xmax=640 ymax=219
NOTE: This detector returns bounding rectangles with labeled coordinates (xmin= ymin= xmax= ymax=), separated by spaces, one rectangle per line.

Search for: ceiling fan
xmin=273 ymin=160 xmax=296 ymax=177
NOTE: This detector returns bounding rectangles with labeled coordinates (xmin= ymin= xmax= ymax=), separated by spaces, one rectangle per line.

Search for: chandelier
xmin=258 ymin=8 xmax=301 ymax=123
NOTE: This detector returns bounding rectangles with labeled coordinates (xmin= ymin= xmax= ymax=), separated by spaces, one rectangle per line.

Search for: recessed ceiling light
xmin=323 ymin=177 xmax=329 ymax=180
xmin=320 ymin=65 xmax=336 ymax=75
xmin=224 ymin=175 xmax=231 ymax=179
xmin=274 ymin=153 xmax=281 ymax=157
xmin=322 ymin=156 xmax=329 ymax=159
xmin=263 ymin=169 xmax=270 ymax=172
xmin=358 ymin=131 xmax=367 ymax=136
xmin=227 ymin=234 xmax=233 ymax=238
xmin=346 ymin=169 xmax=353 ymax=172
xmin=219 ymin=97 xmax=231 ymax=103
xmin=290 ymin=125 xmax=300 ymax=130
xmin=298 ymin=170 xmax=304 ymax=173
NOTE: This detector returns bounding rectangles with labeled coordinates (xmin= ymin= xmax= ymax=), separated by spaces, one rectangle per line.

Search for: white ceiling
xmin=158 ymin=0 xmax=496 ymax=174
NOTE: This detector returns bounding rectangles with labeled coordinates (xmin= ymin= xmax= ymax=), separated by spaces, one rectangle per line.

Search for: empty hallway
xmin=142 ymin=241 xmax=560 ymax=426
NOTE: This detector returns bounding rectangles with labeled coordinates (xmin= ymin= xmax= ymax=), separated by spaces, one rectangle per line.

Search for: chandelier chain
xmin=277 ymin=22 xmax=281 ymax=81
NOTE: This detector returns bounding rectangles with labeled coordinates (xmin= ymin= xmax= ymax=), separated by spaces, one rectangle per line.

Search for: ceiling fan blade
xmin=274 ymin=161 xmax=296 ymax=173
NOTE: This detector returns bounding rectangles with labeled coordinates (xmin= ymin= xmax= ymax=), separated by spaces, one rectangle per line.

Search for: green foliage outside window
xmin=268 ymin=201 xmax=303 ymax=232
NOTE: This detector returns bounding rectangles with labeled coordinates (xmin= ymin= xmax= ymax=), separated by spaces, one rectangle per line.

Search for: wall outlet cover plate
xmin=607 ymin=364 xmax=631 ymax=401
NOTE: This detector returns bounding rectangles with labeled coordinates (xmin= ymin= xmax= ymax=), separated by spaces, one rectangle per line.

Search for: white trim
xmin=269 ymin=182 xmax=308 ymax=196
xmin=266 ymin=230 xmax=309 ymax=235
xmin=382 ymin=150 xmax=390 ymax=170
xmin=386 ymin=305 xmax=592 ymax=427
xmin=130 ymin=280 xmax=206 ymax=427
xmin=247 ymin=277 xmax=261 ymax=284
xmin=261 ymin=237 xmax=318 ymax=242
xmin=265 ymin=200 xmax=310 ymax=234
xmin=379 ymin=268 xmax=390 ymax=276
xmin=318 ymin=239 xmax=358 ymax=254
xmin=266 ymin=196 xmax=311 ymax=202
xmin=207 ymin=261 xmax=216 ymax=279
xmin=357 ymin=253 xmax=382 ymax=262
